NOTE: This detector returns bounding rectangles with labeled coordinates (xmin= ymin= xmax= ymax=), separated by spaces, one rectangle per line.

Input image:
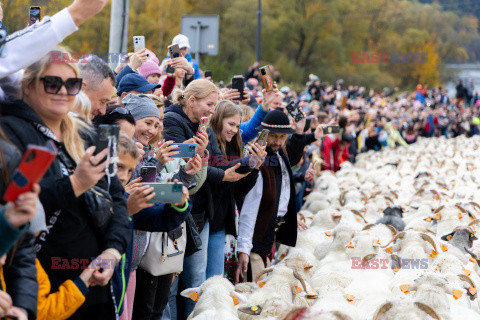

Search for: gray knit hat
xmin=122 ymin=93 xmax=160 ymax=121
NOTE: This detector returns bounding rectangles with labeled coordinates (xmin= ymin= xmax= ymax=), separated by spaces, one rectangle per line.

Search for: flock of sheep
xmin=181 ymin=135 xmax=480 ymax=320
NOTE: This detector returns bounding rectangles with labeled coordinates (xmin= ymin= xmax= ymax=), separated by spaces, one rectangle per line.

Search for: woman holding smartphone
xmin=207 ymin=100 xmax=266 ymax=280
xmin=0 ymin=47 xmax=130 ymax=320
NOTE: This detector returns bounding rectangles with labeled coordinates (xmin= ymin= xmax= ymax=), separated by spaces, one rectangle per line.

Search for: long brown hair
xmin=209 ymin=100 xmax=243 ymax=156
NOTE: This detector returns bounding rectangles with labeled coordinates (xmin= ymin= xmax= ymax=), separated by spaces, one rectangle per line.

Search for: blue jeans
xmin=206 ymin=228 xmax=225 ymax=280
xmin=181 ymin=221 xmax=210 ymax=318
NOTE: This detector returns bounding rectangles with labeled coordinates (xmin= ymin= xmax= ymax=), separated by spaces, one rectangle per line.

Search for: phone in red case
xmin=3 ymin=141 xmax=57 ymax=202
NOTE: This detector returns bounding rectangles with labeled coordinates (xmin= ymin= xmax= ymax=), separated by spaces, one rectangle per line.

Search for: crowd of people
xmin=1 ymin=0 xmax=479 ymax=320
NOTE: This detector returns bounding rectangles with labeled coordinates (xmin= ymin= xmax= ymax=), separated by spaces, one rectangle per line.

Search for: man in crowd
xmin=235 ymin=110 xmax=320 ymax=282
xmin=78 ymin=55 xmax=116 ymax=119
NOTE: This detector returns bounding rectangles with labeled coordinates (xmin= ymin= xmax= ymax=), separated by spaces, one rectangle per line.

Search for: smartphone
xmin=133 ymin=36 xmax=145 ymax=53
xmin=285 ymin=101 xmax=305 ymax=122
xmin=256 ymin=129 xmax=270 ymax=145
xmin=231 ymin=75 xmax=245 ymax=99
xmin=29 ymin=6 xmax=41 ymax=25
xmin=146 ymin=182 xmax=183 ymax=203
xmin=95 ymin=125 xmax=120 ymax=172
xmin=171 ymin=143 xmax=197 ymax=158
xmin=198 ymin=117 xmax=209 ymax=134
xmin=304 ymin=117 xmax=313 ymax=132
xmin=3 ymin=141 xmax=57 ymax=202
xmin=205 ymin=70 xmax=212 ymax=79
xmin=168 ymin=44 xmax=181 ymax=58
xmin=260 ymin=65 xmax=274 ymax=92
xmin=323 ymin=125 xmax=341 ymax=134
xmin=140 ymin=166 xmax=157 ymax=183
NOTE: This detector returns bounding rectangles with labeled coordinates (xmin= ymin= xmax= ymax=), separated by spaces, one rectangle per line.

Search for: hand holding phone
xmin=231 ymin=76 xmax=245 ymax=100
xmin=29 ymin=6 xmax=41 ymax=26
xmin=140 ymin=166 xmax=157 ymax=183
xmin=285 ymin=101 xmax=305 ymax=122
xmin=3 ymin=183 xmax=40 ymax=229
xmin=155 ymin=140 xmax=182 ymax=165
xmin=146 ymin=182 xmax=184 ymax=203
xmin=170 ymin=143 xmax=197 ymax=158
xmin=260 ymin=66 xmax=274 ymax=92
xmin=197 ymin=117 xmax=209 ymax=134
xmin=126 ymin=183 xmax=155 ymax=215
xmin=3 ymin=142 xmax=57 ymax=202
xmin=133 ymin=36 xmax=145 ymax=53
xmin=95 ymin=124 xmax=120 ymax=174
xmin=323 ymin=125 xmax=341 ymax=134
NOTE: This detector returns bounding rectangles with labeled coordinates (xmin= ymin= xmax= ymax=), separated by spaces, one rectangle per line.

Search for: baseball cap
xmin=117 ymin=74 xmax=161 ymax=96
xmin=172 ymin=34 xmax=191 ymax=49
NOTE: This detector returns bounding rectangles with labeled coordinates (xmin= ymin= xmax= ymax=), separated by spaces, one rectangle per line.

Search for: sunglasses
xmin=40 ymin=76 xmax=83 ymax=95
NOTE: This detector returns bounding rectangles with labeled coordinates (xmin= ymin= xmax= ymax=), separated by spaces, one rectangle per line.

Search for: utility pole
xmin=256 ymin=0 xmax=261 ymax=62
xmin=108 ymin=0 xmax=129 ymax=69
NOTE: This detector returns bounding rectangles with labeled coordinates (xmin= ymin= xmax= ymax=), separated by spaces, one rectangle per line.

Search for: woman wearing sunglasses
xmin=0 ymin=47 xmax=130 ymax=320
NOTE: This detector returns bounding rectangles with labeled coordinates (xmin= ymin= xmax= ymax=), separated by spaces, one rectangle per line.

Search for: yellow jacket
xmin=36 ymin=259 xmax=88 ymax=320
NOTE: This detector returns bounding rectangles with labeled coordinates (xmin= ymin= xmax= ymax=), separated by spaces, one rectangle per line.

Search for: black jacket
xmin=0 ymin=100 xmax=130 ymax=309
xmin=3 ymin=231 xmax=38 ymax=320
xmin=163 ymin=103 xmax=252 ymax=232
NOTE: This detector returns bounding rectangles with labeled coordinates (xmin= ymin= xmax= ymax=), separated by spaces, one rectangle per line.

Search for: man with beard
xmin=235 ymin=110 xmax=322 ymax=282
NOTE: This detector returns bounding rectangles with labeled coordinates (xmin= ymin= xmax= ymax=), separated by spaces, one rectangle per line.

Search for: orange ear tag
xmin=232 ymin=296 xmax=239 ymax=305
xmin=452 ymin=289 xmax=463 ymax=300
xmin=188 ymin=291 xmax=199 ymax=302
xmin=258 ymin=280 xmax=266 ymax=288
xmin=356 ymin=218 xmax=362 ymax=223
xmin=459 ymin=213 xmax=463 ymax=219
xmin=304 ymin=265 xmax=313 ymax=270
xmin=434 ymin=214 xmax=440 ymax=220
xmin=446 ymin=235 xmax=452 ymax=241
xmin=280 ymin=253 xmax=286 ymax=259
xmin=400 ymin=284 xmax=410 ymax=294
xmin=469 ymin=287 xmax=477 ymax=295
xmin=385 ymin=247 xmax=392 ymax=254
xmin=346 ymin=242 xmax=354 ymax=249
xmin=430 ymin=250 xmax=437 ymax=258
xmin=464 ymin=269 xmax=472 ymax=277
xmin=425 ymin=217 xmax=432 ymax=222
xmin=294 ymin=285 xmax=303 ymax=294
xmin=470 ymin=257 xmax=477 ymax=263
xmin=324 ymin=231 xmax=332 ymax=237
xmin=393 ymin=266 xmax=400 ymax=272
xmin=346 ymin=294 xmax=355 ymax=302
xmin=442 ymin=244 xmax=448 ymax=252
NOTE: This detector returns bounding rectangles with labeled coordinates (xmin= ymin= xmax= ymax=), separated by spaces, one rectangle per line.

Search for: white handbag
xmin=139 ymin=222 xmax=186 ymax=276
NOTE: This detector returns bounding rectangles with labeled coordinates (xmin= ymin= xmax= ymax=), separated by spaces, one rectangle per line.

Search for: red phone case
xmin=3 ymin=142 xmax=57 ymax=202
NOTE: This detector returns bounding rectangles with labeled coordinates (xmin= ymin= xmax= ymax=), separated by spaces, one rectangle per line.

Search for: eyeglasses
xmin=40 ymin=76 xmax=83 ymax=95
xmin=110 ymin=107 xmax=132 ymax=116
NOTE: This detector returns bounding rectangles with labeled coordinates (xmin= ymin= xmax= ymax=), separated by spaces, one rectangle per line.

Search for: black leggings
xmin=132 ymin=268 xmax=173 ymax=320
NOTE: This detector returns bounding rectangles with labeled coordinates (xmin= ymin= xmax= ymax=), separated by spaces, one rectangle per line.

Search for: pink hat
xmin=145 ymin=49 xmax=159 ymax=64
xmin=138 ymin=60 xmax=162 ymax=79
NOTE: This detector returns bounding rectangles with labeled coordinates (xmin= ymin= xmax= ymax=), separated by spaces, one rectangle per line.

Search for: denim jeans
xmin=206 ymin=228 xmax=225 ymax=280
xmin=180 ymin=221 xmax=210 ymax=318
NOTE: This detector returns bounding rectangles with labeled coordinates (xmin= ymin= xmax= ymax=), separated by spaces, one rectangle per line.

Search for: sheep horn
xmin=458 ymin=274 xmax=478 ymax=301
xmin=363 ymin=254 xmax=376 ymax=262
xmin=255 ymin=267 xmax=275 ymax=283
xmin=362 ymin=224 xmax=375 ymax=231
xmin=468 ymin=219 xmax=480 ymax=227
xmin=414 ymin=188 xmax=425 ymax=196
xmin=464 ymin=247 xmax=480 ymax=267
xmin=470 ymin=202 xmax=480 ymax=212
xmin=381 ymin=231 xmax=406 ymax=248
xmin=434 ymin=206 xmax=445 ymax=214
xmin=386 ymin=225 xmax=398 ymax=237
xmin=360 ymin=191 xmax=368 ymax=205
xmin=330 ymin=311 xmax=354 ymax=320
xmin=339 ymin=191 xmax=347 ymax=207
xmin=455 ymin=204 xmax=467 ymax=214
xmin=372 ymin=302 xmax=393 ymax=320
xmin=420 ymin=233 xmax=438 ymax=253
xmin=391 ymin=190 xmax=399 ymax=199
xmin=437 ymin=182 xmax=447 ymax=189
xmin=352 ymin=210 xmax=367 ymax=224
xmin=414 ymin=302 xmax=441 ymax=320
xmin=384 ymin=196 xmax=395 ymax=204
xmin=292 ymin=270 xmax=309 ymax=293
xmin=431 ymin=189 xmax=441 ymax=200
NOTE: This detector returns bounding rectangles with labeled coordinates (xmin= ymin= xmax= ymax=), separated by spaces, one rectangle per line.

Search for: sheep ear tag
xmin=238 ymin=305 xmax=262 ymax=315
xmin=469 ymin=286 xmax=477 ymax=296
xmin=452 ymin=289 xmax=463 ymax=300
xmin=385 ymin=247 xmax=393 ymax=254
xmin=442 ymin=244 xmax=448 ymax=252
xmin=400 ymin=284 xmax=410 ymax=294
xmin=258 ymin=280 xmax=267 ymax=288
xmin=188 ymin=291 xmax=199 ymax=302
xmin=324 ymin=231 xmax=332 ymax=237
xmin=434 ymin=213 xmax=440 ymax=220
xmin=305 ymin=291 xmax=318 ymax=299
xmin=231 ymin=296 xmax=239 ymax=306
xmin=294 ymin=285 xmax=303 ymax=294
xmin=346 ymin=294 xmax=355 ymax=302
xmin=464 ymin=269 xmax=472 ymax=277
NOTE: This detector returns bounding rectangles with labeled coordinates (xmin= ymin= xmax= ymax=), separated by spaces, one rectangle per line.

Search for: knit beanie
xmin=122 ymin=93 xmax=160 ymax=121
xmin=145 ymin=49 xmax=159 ymax=64
xmin=138 ymin=60 xmax=162 ymax=80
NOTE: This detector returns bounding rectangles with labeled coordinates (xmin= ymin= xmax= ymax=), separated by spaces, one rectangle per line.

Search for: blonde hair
xmin=209 ymin=100 xmax=243 ymax=156
xmin=117 ymin=132 xmax=141 ymax=160
xmin=146 ymin=94 xmax=165 ymax=108
xmin=172 ymin=79 xmax=220 ymax=110
xmin=72 ymin=91 xmax=92 ymax=122
xmin=21 ymin=47 xmax=88 ymax=163
xmin=241 ymin=105 xmax=255 ymax=122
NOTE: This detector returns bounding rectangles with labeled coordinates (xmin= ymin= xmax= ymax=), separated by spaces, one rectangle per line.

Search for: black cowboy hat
xmin=255 ymin=110 xmax=296 ymax=134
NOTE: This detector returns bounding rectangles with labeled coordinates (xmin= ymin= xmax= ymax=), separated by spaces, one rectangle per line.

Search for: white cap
xmin=172 ymin=34 xmax=190 ymax=49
